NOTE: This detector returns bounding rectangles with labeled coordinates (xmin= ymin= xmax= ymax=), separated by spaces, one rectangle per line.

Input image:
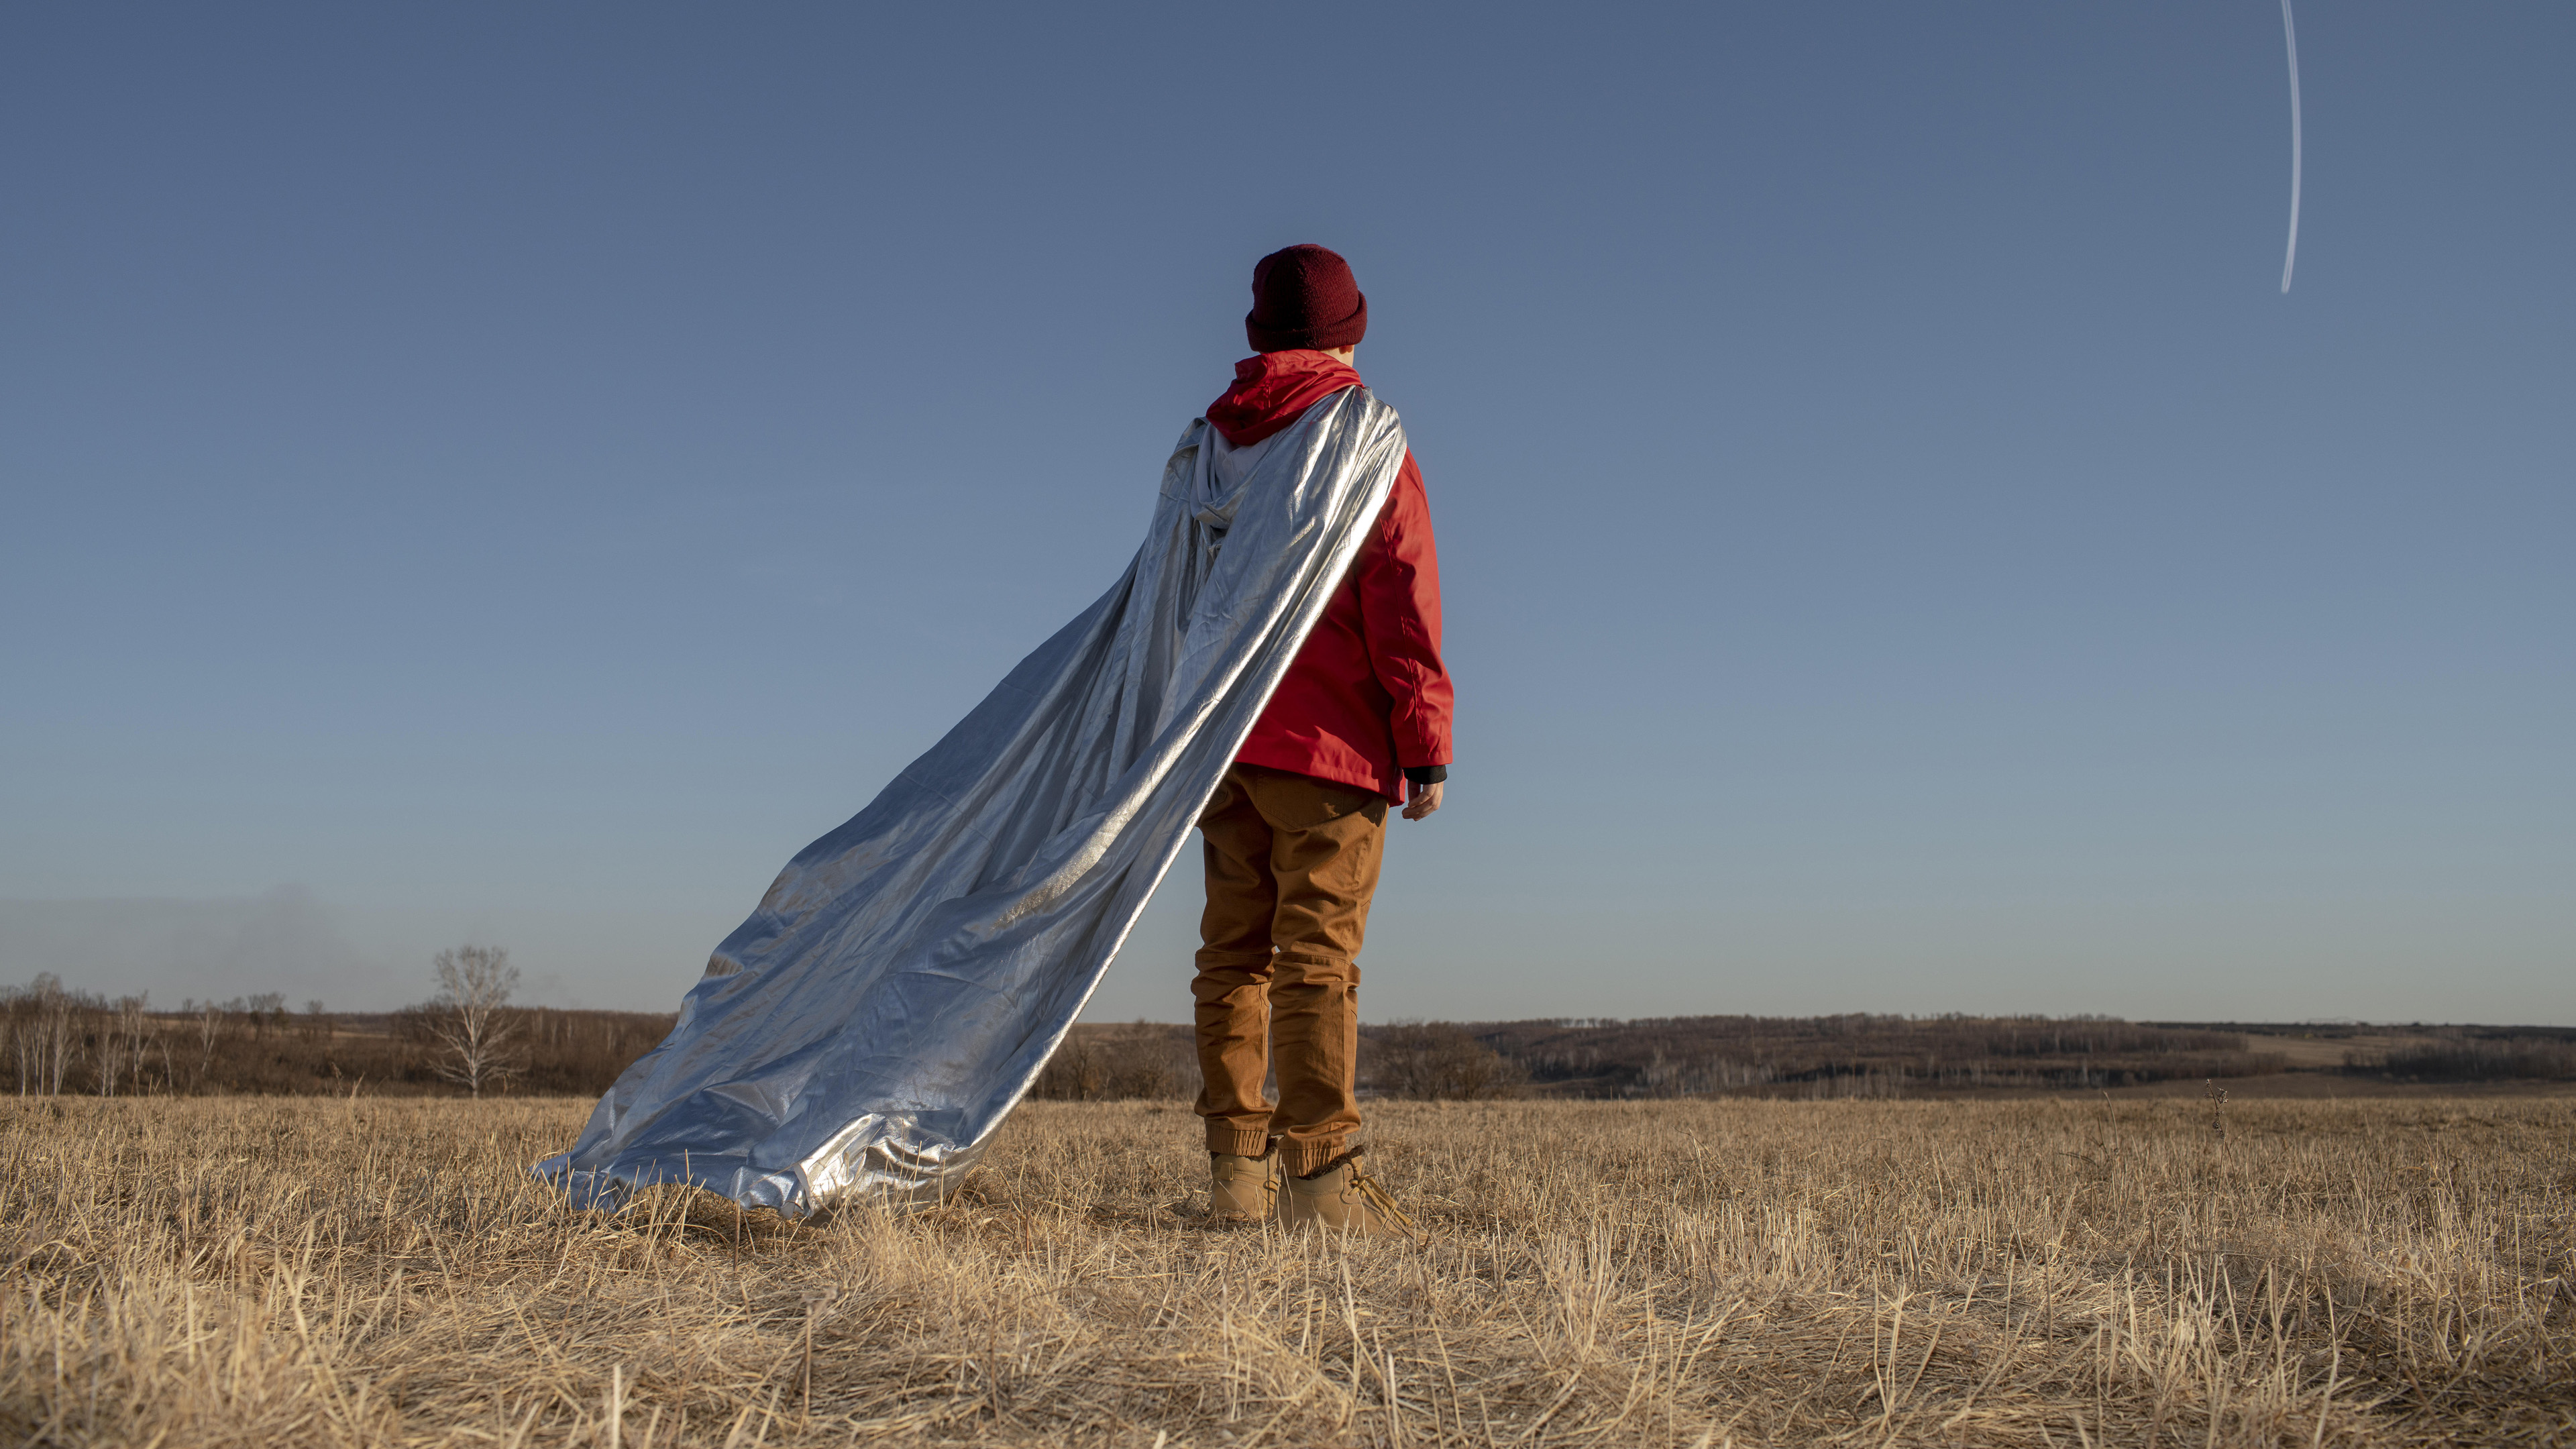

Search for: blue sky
xmin=4 ymin=3 xmax=2568 ymax=1022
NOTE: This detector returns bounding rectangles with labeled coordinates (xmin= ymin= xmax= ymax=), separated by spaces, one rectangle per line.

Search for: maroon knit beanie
xmin=1245 ymin=244 xmax=1368 ymax=352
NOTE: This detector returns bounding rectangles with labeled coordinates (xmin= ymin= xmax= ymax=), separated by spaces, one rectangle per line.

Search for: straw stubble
xmin=1 ymin=1094 xmax=2568 ymax=1445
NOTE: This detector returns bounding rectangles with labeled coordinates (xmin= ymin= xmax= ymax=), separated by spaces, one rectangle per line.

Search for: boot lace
xmin=1295 ymin=1149 xmax=1422 ymax=1240
xmin=1348 ymin=1165 xmax=1418 ymax=1237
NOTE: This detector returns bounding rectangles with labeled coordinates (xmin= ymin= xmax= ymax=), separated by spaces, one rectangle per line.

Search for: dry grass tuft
xmin=2 ymin=1094 xmax=2569 ymax=1445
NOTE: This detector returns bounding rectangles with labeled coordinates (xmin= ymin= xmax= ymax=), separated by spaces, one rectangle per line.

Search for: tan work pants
xmin=1191 ymin=763 xmax=1387 ymax=1176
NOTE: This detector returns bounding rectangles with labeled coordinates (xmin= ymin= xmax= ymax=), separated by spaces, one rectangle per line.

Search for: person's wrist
xmin=1403 ymin=765 xmax=1447 ymax=786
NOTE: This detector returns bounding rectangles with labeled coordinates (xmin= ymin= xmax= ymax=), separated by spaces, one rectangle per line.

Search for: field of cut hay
xmin=2 ymin=1094 xmax=2569 ymax=1447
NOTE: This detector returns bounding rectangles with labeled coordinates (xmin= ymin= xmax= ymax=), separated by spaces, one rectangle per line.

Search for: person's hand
xmin=1402 ymin=779 xmax=1444 ymax=821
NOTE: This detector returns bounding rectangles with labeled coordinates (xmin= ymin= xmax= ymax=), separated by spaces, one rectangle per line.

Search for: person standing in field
xmin=1192 ymin=245 xmax=1452 ymax=1236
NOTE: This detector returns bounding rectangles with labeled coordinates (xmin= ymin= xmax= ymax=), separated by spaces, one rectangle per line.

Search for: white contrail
xmin=2279 ymin=0 xmax=2302 ymax=292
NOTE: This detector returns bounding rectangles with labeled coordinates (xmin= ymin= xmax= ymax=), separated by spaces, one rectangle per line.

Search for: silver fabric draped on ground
xmin=536 ymin=390 xmax=1407 ymax=1215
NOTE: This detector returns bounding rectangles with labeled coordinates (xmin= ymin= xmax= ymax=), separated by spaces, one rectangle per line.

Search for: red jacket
xmin=1206 ymin=351 xmax=1453 ymax=802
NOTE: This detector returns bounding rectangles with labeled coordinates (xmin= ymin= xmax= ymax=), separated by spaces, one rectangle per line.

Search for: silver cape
xmin=537 ymin=388 xmax=1407 ymax=1214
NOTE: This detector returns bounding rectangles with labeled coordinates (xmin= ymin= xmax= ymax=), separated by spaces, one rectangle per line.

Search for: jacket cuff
xmin=1403 ymin=765 xmax=1447 ymax=786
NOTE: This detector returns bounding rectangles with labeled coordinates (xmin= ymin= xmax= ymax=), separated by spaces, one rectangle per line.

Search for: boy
xmin=1189 ymin=245 xmax=1453 ymax=1235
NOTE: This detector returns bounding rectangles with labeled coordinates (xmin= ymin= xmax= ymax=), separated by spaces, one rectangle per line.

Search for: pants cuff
xmin=1205 ymin=1126 xmax=1273 ymax=1159
xmin=1280 ymin=1138 xmax=1352 ymax=1177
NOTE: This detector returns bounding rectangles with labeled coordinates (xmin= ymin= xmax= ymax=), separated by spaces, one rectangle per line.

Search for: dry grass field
xmin=3 ymin=1094 xmax=2569 ymax=1447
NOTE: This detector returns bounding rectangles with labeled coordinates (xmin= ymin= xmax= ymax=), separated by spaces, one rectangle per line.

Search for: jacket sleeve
xmin=1358 ymin=451 xmax=1454 ymax=771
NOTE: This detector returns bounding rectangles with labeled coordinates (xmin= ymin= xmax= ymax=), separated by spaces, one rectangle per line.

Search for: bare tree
xmin=193 ymin=998 xmax=225 ymax=1085
xmin=5 ymin=983 xmax=36 ymax=1095
xmin=428 ymin=945 xmax=523 ymax=1098
xmin=246 ymin=992 xmax=286 ymax=1040
xmin=94 ymin=994 xmax=152 ymax=1097
xmin=1369 ymin=1022 xmax=1524 ymax=1101
xmin=13 ymin=975 xmax=84 ymax=1097
xmin=95 ymin=998 xmax=129 ymax=1097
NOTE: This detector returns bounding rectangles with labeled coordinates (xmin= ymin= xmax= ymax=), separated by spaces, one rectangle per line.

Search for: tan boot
xmin=1279 ymin=1157 xmax=1421 ymax=1240
xmin=1207 ymin=1152 xmax=1276 ymax=1224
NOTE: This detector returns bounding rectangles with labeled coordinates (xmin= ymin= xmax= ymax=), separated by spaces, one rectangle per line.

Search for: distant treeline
xmin=1 ymin=975 xmax=673 ymax=1097
xmin=1028 ymin=1014 xmax=2285 ymax=1104
xmin=7 ymin=974 xmax=2570 ymax=1102
xmin=2348 ymin=1028 xmax=2576 ymax=1083
xmin=1458 ymin=1014 xmax=2273 ymax=1099
xmin=2149 ymin=1020 xmax=2576 ymax=1081
xmin=1030 ymin=1014 xmax=2576 ymax=1103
